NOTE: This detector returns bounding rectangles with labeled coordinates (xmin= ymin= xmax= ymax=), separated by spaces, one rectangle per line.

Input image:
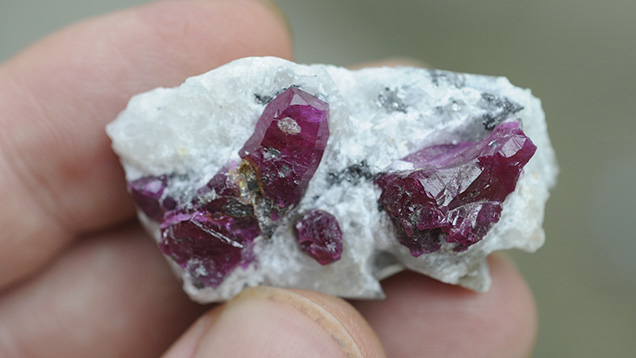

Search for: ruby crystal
xmin=130 ymin=87 xmax=331 ymax=287
xmin=295 ymin=210 xmax=343 ymax=265
xmin=240 ymin=87 xmax=329 ymax=210
xmin=159 ymin=208 xmax=260 ymax=288
xmin=375 ymin=121 xmax=536 ymax=255
xmin=159 ymin=170 xmax=262 ymax=288
xmin=129 ymin=175 xmax=175 ymax=222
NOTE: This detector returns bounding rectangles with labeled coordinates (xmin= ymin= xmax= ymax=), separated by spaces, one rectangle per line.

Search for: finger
xmin=0 ymin=225 xmax=208 ymax=357
xmin=0 ymin=0 xmax=292 ymax=288
xmin=163 ymin=287 xmax=386 ymax=358
xmin=352 ymin=254 xmax=537 ymax=358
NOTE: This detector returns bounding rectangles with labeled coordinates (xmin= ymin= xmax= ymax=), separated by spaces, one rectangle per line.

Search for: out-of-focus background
xmin=2 ymin=0 xmax=635 ymax=356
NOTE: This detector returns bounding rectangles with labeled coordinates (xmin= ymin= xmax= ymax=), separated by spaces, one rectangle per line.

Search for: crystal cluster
xmin=129 ymin=87 xmax=331 ymax=287
xmin=107 ymin=57 xmax=557 ymax=302
xmin=376 ymin=122 xmax=537 ymax=256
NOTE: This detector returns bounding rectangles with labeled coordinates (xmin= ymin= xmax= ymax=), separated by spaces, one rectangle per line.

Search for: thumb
xmin=163 ymin=286 xmax=386 ymax=358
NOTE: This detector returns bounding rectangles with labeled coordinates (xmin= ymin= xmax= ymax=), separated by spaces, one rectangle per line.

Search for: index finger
xmin=0 ymin=0 xmax=292 ymax=288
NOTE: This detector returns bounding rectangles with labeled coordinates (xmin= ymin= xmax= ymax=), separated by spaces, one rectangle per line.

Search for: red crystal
xmin=295 ymin=210 xmax=343 ymax=264
xmin=129 ymin=175 xmax=175 ymax=221
xmin=160 ymin=207 xmax=260 ymax=288
xmin=159 ymin=175 xmax=261 ymax=288
xmin=154 ymin=88 xmax=330 ymax=287
xmin=375 ymin=121 xmax=536 ymax=255
xmin=197 ymin=165 xmax=241 ymax=200
xmin=240 ymin=87 xmax=329 ymax=209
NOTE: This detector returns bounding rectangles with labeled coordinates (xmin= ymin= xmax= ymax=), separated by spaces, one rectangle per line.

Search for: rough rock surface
xmin=107 ymin=57 xmax=557 ymax=302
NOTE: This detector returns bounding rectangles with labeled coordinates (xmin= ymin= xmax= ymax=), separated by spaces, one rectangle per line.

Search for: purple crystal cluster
xmin=375 ymin=121 xmax=536 ymax=255
xmin=129 ymin=87 xmax=333 ymax=287
xmin=128 ymin=85 xmax=537 ymax=289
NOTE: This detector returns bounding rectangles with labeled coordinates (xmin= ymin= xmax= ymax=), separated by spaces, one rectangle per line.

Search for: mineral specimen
xmin=129 ymin=175 xmax=173 ymax=222
xmin=132 ymin=87 xmax=329 ymax=288
xmin=375 ymin=121 xmax=537 ymax=256
xmin=239 ymin=86 xmax=329 ymax=214
xmin=295 ymin=209 xmax=343 ymax=265
xmin=159 ymin=209 xmax=258 ymax=288
xmin=107 ymin=57 xmax=557 ymax=302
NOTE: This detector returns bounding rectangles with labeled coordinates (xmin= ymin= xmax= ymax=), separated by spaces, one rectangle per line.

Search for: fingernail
xmin=194 ymin=286 xmax=363 ymax=358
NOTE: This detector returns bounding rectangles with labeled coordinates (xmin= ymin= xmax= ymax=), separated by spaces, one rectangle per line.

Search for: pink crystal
xmin=160 ymin=208 xmax=259 ymax=288
xmin=295 ymin=210 xmax=343 ymax=264
xmin=160 ymin=177 xmax=261 ymax=288
xmin=197 ymin=165 xmax=241 ymax=200
xmin=375 ymin=121 xmax=536 ymax=255
xmin=240 ymin=87 xmax=329 ymax=210
xmin=129 ymin=175 xmax=175 ymax=221
xmin=156 ymin=88 xmax=330 ymax=287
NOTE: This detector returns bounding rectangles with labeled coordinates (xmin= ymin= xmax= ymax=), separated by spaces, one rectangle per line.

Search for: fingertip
xmin=163 ymin=287 xmax=386 ymax=358
xmin=488 ymin=253 xmax=538 ymax=356
xmin=288 ymin=289 xmax=387 ymax=357
xmin=162 ymin=307 xmax=221 ymax=358
xmin=354 ymin=254 xmax=537 ymax=357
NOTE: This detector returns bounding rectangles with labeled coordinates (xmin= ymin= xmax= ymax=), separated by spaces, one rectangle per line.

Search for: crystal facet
xmin=152 ymin=87 xmax=329 ymax=288
xmin=375 ymin=121 xmax=537 ymax=255
xmin=240 ymin=87 xmax=329 ymax=210
xmin=159 ymin=210 xmax=259 ymax=288
xmin=129 ymin=175 xmax=175 ymax=222
xmin=295 ymin=210 xmax=343 ymax=265
xmin=159 ymin=185 xmax=261 ymax=288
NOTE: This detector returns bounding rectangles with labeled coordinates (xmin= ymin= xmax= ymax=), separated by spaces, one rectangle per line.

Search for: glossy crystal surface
xmin=129 ymin=87 xmax=330 ymax=288
xmin=159 ymin=209 xmax=259 ymax=288
xmin=376 ymin=122 xmax=537 ymax=255
xmin=129 ymin=175 xmax=173 ymax=222
xmin=240 ymin=87 xmax=329 ymax=210
xmin=295 ymin=210 xmax=343 ymax=265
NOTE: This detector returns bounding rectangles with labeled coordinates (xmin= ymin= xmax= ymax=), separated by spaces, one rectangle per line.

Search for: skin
xmin=0 ymin=0 xmax=537 ymax=356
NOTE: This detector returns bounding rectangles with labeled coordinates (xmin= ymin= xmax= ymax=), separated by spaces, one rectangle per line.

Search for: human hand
xmin=0 ymin=1 xmax=536 ymax=356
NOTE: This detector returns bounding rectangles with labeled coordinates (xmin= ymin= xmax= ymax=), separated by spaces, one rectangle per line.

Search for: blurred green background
xmin=2 ymin=0 xmax=635 ymax=356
